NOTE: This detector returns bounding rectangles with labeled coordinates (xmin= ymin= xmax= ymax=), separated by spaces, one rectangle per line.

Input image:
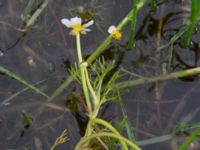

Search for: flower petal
xmin=84 ymin=20 xmax=94 ymax=27
xmin=84 ymin=28 xmax=91 ymax=32
xmin=61 ymin=18 xmax=72 ymax=27
xmin=108 ymin=25 xmax=116 ymax=34
xmin=71 ymin=17 xmax=82 ymax=25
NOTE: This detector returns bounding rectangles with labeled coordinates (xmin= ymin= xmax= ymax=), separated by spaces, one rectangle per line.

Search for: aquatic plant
xmin=184 ymin=0 xmax=200 ymax=46
xmin=50 ymin=129 xmax=70 ymax=150
xmin=61 ymin=16 xmax=141 ymax=149
xmin=108 ymin=25 xmax=122 ymax=40
xmin=1 ymin=0 xmax=200 ymax=149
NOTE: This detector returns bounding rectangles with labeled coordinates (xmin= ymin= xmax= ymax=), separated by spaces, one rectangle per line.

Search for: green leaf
xmin=0 ymin=66 xmax=50 ymax=99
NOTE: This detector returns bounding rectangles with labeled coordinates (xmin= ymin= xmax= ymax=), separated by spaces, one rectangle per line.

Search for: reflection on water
xmin=0 ymin=0 xmax=200 ymax=149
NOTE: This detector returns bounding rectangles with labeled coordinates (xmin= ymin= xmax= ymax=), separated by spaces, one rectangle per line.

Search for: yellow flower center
xmin=70 ymin=24 xmax=84 ymax=31
xmin=112 ymin=29 xmax=122 ymax=40
xmin=69 ymin=24 xmax=85 ymax=35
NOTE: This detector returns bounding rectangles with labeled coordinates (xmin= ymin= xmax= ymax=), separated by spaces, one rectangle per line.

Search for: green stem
xmin=158 ymin=26 xmax=188 ymax=50
xmin=179 ymin=127 xmax=200 ymax=150
xmin=127 ymin=0 xmax=138 ymax=49
xmin=86 ymin=36 xmax=112 ymax=64
xmin=92 ymin=118 xmax=128 ymax=150
xmin=76 ymin=33 xmax=92 ymax=114
xmin=184 ymin=0 xmax=200 ymax=46
xmin=167 ymin=43 xmax=174 ymax=71
xmin=0 ymin=66 xmax=50 ymax=99
xmin=76 ymin=33 xmax=83 ymax=64
xmin=83 ymin=64 xmax=99 ymax=108
xmin=25 ymin=0 xmax=49 ymax=29
xmin=75 ymin=132 xmax=141 ymax=150
xmin=86 ymin=0 xmax=148 ymax=64
xmin=115 ymin=67 xmax=200 ymax=90
xmin=50 ymin=145 xmax=56 ymax=150
xmin=49 ymin=76 xmax=73 ymax=101
xmin=118 ymin=91 xmax=135 ymax=142
xmin=84 ymin=119 xmax=93 ymax=137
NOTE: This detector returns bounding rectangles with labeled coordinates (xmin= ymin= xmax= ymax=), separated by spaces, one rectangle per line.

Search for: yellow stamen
xmin=112 ymin=30 xmax=122 ymax=40
xmin=69 ymin=24 xmax=85 ymax=35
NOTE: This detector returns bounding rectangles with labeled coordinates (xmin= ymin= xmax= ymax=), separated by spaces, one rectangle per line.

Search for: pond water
xmin=0 ymin=0 xmax=200 ymax=149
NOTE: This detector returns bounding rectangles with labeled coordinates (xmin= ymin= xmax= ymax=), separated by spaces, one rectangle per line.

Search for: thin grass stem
xmin=0 ymin=66 xmax=50 ymax=99
xmin=118 ymin=91 xmax=135 ymax=142
xmin=25 ymin=0 xmax=49 ymax=29
xmin=49 ymin=76 xmax=73 ymax=101
xmin=184 ymin=0 xmax=200 ymax=46
xmin=0 ymin=79 xmax=46 ymax=107
xmin=127 ymin=0 xmax=138 ymax=49
xmin=179 ymin=127 xmax=200 ymax=150
xmin=115 ymin=67 xmax=200 ymax=90
xmin=76 ymin=33 xmax=92 ymax=114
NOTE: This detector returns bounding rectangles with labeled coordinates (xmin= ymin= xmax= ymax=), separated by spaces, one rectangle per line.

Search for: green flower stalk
xmin=76 ymin=33 xmax=92 ymax=115
xmin=61 ymin=17 xmax=94 ymax=115
xmin=61 ymin=16 xmax=141 ymax=150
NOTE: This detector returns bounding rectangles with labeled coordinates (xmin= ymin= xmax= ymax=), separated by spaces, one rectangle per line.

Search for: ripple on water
xmin=0 ymin=51 xmax=4 ymax=57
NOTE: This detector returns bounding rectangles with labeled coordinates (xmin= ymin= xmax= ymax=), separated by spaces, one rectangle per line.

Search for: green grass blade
xmin=156 ymin=26 xmax=188 ymax=71
xmin=136 ymin=134 xmax=173 ymax=146
xmin=22 ymin=0 xmax=34 ymax=22
xmin=115 ymin=67 xmax=200 ymax=90
xmin=179 ymin=127 xmax=200 ymax=150
xmin=86 ymin=36 xmax=112 ymax=64
xmin=184 ymin=0 xmax=200 ymax=46
xmin=108 ymin=118 xmax=128 ymax=150
xmin=127 ymin=0 xmax=138 ymax=50
xmin=25 ymin=0 xmax=49 ymax=28
xmin=118 ymin=91 xmax=135 ymax=142
xmin=176 ymin=122 xmax=200 ymax=133
xmin=165 ymin=26 xmax=188 ymax=70
xmin=49 ymin=76 xmax=73 ymax=101
xmin=0 ymin=79 xmax=46 ymax=107
xmin=158 ymin=26 xmax=188 ymax=50
xmin=0 ymin=66 xmax=50 ymax=99
xmin=167 ymin=43 xmax=174 ymax=71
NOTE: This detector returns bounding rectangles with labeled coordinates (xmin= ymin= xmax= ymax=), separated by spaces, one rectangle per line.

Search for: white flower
xmin=108 ymin=25 xmax=117 ymax=34
xmin=61 ymin=17 xmax=94 ymax=35
xmin=108 ymin=25 xmax=122 ymax=40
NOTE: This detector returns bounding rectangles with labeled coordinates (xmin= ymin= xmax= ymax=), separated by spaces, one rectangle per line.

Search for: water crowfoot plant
xmin=61 ymin=17 xmax=94 ymax=36
xmin=1 ymin=1 xmax=200 ymax=149
xmin=50 ymin=129 xmax=70 ymax=150
xmin=61 ymin=16 xmax=141 ymax=149
xmin=108 ymin=25 xmax=122 ymax=40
